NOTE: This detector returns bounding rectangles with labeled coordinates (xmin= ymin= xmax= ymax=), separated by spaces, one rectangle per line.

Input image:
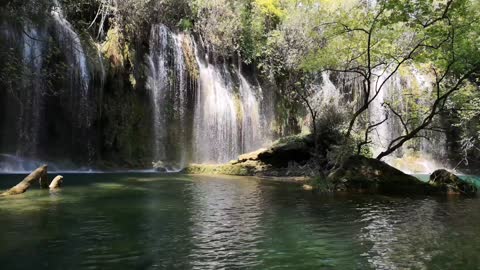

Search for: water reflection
xmin=357 ymin=198 xmax=444 ymax=269
xmin=188 ymin=177 xmax=264 ymax=269
xmin=0 ymin=174 xmax=480 ymax=269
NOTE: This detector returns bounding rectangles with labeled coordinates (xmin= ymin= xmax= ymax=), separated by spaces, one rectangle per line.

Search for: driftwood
xmin=1 ymin=165 xmax=48 ymax=196
xmin=49 ymin=175 xmax=64 ymax=190
xmin=39 ymin=170 xmax=50 ymax=189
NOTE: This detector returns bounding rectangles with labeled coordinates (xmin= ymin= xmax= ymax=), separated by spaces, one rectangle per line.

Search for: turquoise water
xmin=0 ymin=173 xmax=479 ymax=269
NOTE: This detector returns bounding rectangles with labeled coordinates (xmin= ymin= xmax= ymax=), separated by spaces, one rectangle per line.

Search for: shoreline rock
xmin=183 ymin=134 xmax=315 ymax=177
xmin=327 ymin=155 xmax=433 ymax=194
xmin=429 ymin=169 xmax=477 ymax=195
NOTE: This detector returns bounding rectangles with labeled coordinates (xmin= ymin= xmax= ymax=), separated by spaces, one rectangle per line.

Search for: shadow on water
xmin=0 ymin=173 xmax=479 ymax=269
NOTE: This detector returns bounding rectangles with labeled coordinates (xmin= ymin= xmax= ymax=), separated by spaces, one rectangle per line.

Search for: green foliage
xmin=4 ymin=0 xmax=480 ymax=166
xmin=178 ymin=18 xmax=194 ymax=32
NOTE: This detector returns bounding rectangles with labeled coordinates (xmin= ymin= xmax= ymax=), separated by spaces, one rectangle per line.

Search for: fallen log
xmin=1 ymin=165 xmax=48 ymax=196
xmin=49 ymin=175 xmax=63 ymax=190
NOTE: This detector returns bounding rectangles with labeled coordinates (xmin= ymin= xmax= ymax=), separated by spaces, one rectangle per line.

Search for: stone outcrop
xmin=429 ymin=169 xmax=477 ymax=195
xmin=183 ymin=134 xmax=315 ymax=177
xmin=327 ymin=156 xmax=434 ymax=193
xmin=244 ymin=134 xmax=313 ymax=167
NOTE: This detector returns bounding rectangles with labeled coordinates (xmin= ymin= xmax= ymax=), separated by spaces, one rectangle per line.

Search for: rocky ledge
xmin=183 ymin=134 xmax=315 ymax=177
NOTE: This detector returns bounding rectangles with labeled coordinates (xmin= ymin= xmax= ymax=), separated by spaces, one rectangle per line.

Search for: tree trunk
xmin=1 ymin=165 xmax=48 ymax=196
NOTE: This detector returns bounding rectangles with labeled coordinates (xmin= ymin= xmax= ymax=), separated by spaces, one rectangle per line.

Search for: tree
xmin=302 ymin=0 xmax=480 ymax=160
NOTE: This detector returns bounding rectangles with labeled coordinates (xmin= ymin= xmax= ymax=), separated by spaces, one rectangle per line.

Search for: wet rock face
xmin=429 ymin=169 xmax=477 ymax=195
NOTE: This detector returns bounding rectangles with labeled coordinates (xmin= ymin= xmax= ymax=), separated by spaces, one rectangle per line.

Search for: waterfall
xmin=146 ymin=24 xmax=271 ymax=165
xmin=51 ymin=2 xmax=92 ymax=130
xmin=17 ymin=26 xmax=46 ymax=157
xmin=147 ymin=25 xmax=194 ymax=167
xmin=367 ymin=69 xmax=448 ymax=173
xmin=51 ymin=1 xmax=97 ymax=163
xmin=192 ymin=48 xmax=241 ymax=163
xmin=369 ymin=73 xmax=403 ymax=158
xmin=192 ymin=41 xmax=270 ymax=163
xmin=238 ymin=73 xmax=268 ymax=152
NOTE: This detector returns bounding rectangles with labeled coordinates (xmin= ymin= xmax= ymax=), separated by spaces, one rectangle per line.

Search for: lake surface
xmin=0 ymin=173 xmax=479 ymax=269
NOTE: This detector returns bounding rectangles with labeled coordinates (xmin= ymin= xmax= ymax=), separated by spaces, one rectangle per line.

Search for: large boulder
xmin=429 ymin=169 xmax=477 ymax=195
xmin=229 ymin=134 xmax=313 ymax=168
xmin=327 ymin=155 xmax=433 ymax=193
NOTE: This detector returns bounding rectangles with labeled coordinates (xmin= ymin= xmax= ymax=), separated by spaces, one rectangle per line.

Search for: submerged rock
xmin=429 ymin=169 xmax=477 ymax=195
xmin=327 ymin=156 xmax=433 ymax=193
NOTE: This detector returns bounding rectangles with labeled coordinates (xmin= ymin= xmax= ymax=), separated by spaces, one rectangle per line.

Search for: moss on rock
xmin=183 ymin=161 xmax=269 ymax=176
xmin=429 ymin=169 xmax=477 ymax=195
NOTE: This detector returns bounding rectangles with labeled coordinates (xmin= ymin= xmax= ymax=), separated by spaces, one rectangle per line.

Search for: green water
xmin=0 ymin=173 xmax=479 ymax=269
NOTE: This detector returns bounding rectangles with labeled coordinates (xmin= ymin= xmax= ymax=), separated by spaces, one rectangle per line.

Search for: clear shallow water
xmin=0 ymin=174 xmax=479 ymax=269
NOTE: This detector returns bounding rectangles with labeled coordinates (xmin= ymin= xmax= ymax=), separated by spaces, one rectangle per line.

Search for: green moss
xmin=181 ymin=36 xmax=199 ymax=80
xmin=183 ymin=164 xmax=254 ymax=176
xmin=232 ymin=91 xmax=244 ymax=122
xmin=309 ymin=176 xmax=334 ymax=192
xmin=102 ymin=26 xmax=125 ymax=68
xmin=273 ymin=132 xmax=312 ymax=147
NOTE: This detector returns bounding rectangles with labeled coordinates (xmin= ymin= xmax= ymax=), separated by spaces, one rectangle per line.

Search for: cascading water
xmin=146 ymin=24 xmax=271 ymax=165
xmin=0 ymin=2 xmax=101 ymax=172
xmin=192 ymin=40 xmax=270 ymax=163
xmin=17 ymin=26 xmax=46 ymax=157
xmin=367 ymin=69 xmax=448 ymax=173
xmin=50 ymin=1 xmax=101 ymax=165
xmin=307 ymin=69 xmax=448 ymax=174
xmin=51 ymin=2 xmax=92 ymax=130
xmin=192 ymin=49 xmax=241 ymax=163
xmin=238 ymin=73 xmax=268 ymax=153
xmin=147 ymin=24 xmax=194 ymax=167
xmin=369 ymin=73 xmax=403 ymax=158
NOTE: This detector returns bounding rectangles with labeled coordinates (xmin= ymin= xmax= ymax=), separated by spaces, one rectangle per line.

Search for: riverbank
xmin=182 ymin=135 xmax=478 ymax=196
